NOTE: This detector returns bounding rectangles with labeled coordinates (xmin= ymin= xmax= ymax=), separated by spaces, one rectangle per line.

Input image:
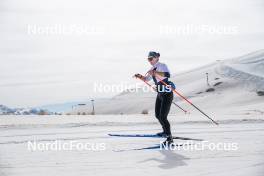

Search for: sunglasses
xmin=148 ymin=57 xmax=154 ymax=61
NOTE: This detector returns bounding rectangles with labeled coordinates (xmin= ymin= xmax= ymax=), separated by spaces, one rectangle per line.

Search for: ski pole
xmin=154 ymin=74 xmax=219 ymax=125
xmin=133 ymin=75 xmax=188 ymax=114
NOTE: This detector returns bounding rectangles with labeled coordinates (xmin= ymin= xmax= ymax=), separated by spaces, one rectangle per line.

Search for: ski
xmin=113 ymin=143 xmax=187 ymax=152
xmin=108 ymin=134 xmax=203 ymax=141
xmin=109 ymin=133 xmax=160 ymax=138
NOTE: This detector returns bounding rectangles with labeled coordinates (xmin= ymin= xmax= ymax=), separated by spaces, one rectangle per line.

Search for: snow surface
xmin=0 ymin=115 xmax=264 ymax=176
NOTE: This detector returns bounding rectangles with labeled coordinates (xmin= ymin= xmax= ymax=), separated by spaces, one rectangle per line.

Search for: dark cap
xmin=148 ymin=51 xmax=160 ymax=59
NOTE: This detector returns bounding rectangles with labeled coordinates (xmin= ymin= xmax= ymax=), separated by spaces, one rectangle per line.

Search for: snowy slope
xmin=69 ymin=50 xmax=264 ymax=118
xmin=217 ymin=50 xmax=264 ymax=90
xmin=0 ymin=115 xmax=264 ymax=176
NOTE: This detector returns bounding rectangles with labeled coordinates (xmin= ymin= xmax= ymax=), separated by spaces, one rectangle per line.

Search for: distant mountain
xmin=37 ymin=102 xmax=87 ymax=113
xmin=0 ymin=105 xmax=16 ymax=115
xmin=1 ymin=99 xmax=111 ymax=115
xmin=36 ymin=98 xmax=110 ymax=114
xmin=0 ymin=104 xmax=55 ymax=115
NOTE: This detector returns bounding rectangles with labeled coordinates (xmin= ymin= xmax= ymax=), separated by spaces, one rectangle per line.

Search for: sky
xmin=0 ymin=0 xmax=264 ymax=107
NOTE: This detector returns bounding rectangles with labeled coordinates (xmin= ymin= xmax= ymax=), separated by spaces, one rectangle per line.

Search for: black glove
xmin=134 ymin=73 xmax=144 ymax=79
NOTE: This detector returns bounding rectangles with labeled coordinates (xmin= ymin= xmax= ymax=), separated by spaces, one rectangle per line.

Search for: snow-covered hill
xmin=69 ymin=50 xmax=264 ymax=117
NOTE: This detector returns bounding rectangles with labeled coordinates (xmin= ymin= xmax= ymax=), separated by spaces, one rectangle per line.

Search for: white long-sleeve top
xmin=145 ymin=62 xmax=170 ymax=83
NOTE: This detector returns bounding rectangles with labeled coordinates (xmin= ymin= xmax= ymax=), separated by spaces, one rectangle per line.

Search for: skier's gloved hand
xmin=134 ymin=73 xmax=144 ymax=79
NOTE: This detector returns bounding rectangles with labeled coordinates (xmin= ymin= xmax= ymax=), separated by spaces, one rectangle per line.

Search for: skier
xmin=135 ymin=51 xmax=175 ymax=144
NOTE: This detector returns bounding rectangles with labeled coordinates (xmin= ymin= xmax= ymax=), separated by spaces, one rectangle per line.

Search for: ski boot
xmin=162 ymin=135 xmax=174 ymax=147
xmin=156 ymin=131 xmax=168 ymax=137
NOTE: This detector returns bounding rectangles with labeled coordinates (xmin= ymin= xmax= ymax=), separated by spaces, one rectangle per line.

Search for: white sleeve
xmin=160 ymin=63 xmax=170 ymax=73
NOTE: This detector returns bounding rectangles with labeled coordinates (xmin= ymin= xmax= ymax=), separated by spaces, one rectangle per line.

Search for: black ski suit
xmin=155 ymin=82 xmax=173 ymax=136
xmin=147 ymin=62 xmax=174 ymax=136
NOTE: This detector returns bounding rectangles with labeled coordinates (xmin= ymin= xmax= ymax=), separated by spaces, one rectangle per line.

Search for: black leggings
xmin=155 ymin=92 xmax=173 ymax=136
